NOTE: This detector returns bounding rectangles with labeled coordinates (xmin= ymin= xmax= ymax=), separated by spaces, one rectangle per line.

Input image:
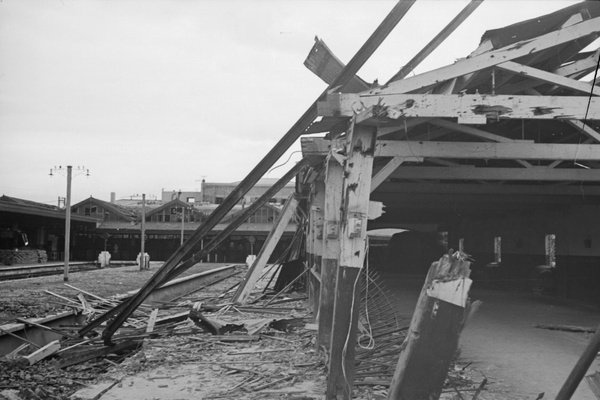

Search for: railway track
xmin=0 ymin=261 xmax=137 ymax=281
xmin=0 ymin=264 xmax=241 ymax=355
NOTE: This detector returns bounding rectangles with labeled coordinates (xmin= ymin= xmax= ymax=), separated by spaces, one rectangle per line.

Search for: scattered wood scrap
xmin=534 ymin=324 xmax=596 ymax=333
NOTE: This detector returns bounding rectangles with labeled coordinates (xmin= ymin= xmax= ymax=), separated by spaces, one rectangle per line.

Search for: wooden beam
xmin=366 ymin=16 xmax=600 ymax=96
xmin=566 ymin=120 xmax=600 ymax=143
xmin=317 ymin=158 xmax=344 ymax=350
xmin=319 ymin=93 xmax=600 ymax=121
xmin=303 ymin=37 xmax=370 ymax=93
xmin=373 ymin=181 xmax=600 ymax=197
xmin=327 ymin=124 xmax=376 ymax=399
xmin=387 ymin=0 xmax=484 ymax=82
xmin=496 ymin=61 xmax=599 ymax=96
xmin=83 ymin=0 xmax=412 ymax=344
xmin=387 ymin=166 xmax=600 ymax=182
xmin=308 ymin=182 xmax=325 ymax=314
xmin=232 ymin=194 xmax=299 ymax=305
xmin=388 ymin=254 xmax=472 ymax=399
xmin=302 ymin=138 xmax=600 ymax=161
xmin=371 ymin=156 xmax=423 ymax=191
xmin=22 ymin=340 xmax=61 ymax=365
xmin=428 ymin=118 xmax=523 ymax=142
xmin=553 ymin=50 xmax=600 ymax=80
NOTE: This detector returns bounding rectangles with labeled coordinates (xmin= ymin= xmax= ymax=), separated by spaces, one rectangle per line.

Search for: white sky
xmin=0 ymin=0 xmax=581 ymax=205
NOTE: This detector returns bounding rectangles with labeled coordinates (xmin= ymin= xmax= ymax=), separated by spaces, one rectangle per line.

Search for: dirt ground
xmin=0 ymin=261 xmax=215 ymax=324
xmin=384 ymin=275 xmax=600 ymax=400
xmin=2 ymin=263 xmax=599 ymax=399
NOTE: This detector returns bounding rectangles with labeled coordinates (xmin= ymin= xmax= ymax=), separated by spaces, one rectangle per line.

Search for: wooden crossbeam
xmin=366 ymin=16 xmax=600 ymax=96
xmin=371 ymin=156 xmax=423 ymax=191
xmin=566 ymin=120 xmax=600 ymax=143
xmin=496 ymin=61 xmax=599 ymax=95
xmin=428 ymin=118 xmax=523 ymax=143
xmin=373 ymin=181 xmax=600 ymax=197
xmin=388 ymin=166 xmax=600 ymax=182
xmin=302 ymin=138 xmax=600 ymax=161
xmin=318 ymin=93 xmax=600 ymax=121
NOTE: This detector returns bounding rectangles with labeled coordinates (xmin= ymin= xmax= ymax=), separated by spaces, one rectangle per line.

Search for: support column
xmin=317 ymin=159 xmax=344 ymax=349
xmin=308 ymin=180 xmax=325 ymax=316
xmin=327 ymin=124 xmax=376 ymax=400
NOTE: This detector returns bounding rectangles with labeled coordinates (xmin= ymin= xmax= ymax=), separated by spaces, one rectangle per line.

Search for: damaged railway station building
xmin=1 ymin=1 xmax=600 ymax=399
xmin=76 ymin=1 xmax=600 ymax=397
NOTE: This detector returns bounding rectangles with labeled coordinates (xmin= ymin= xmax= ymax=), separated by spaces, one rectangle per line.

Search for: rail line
xmin=0 ymin=261 xmax=137 ymax=282
xmin=0 ymin=264 xmax=241 ymax=355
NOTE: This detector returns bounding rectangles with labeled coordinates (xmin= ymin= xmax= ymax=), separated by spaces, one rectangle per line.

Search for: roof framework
xmin=302 ymin=1 xmax=600 ymax=217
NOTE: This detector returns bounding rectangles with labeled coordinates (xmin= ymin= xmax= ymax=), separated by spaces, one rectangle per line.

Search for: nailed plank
xmin=319 ymin=93 xmax=600 ymax=121
xmin=23 ymin=340 xmax=60 ymax=365
xmin=317 ymin=158 xmax=344 ymax=350
xmin=303 ymin=138 xmax=600 ymax=161
xmin=146 ymin=308 xmax=159 ymax=333
xmin=496 ymin=61 xmax=598 ymax=95
xmin=388 ymin=166 xmax=600 ymax=182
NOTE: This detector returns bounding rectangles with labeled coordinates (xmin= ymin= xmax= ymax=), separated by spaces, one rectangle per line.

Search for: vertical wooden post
xmin=327 ymin=124 xmax=376 ymax=400
xmin=306 ymin=193 xmax=316 ymax=312
xmin=317 ymin=159 xmax=344 ymax=349
xmin=309 ymin=180 xmax=325 ymax=316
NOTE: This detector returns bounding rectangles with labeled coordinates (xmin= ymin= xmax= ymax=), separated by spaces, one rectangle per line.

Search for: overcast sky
xmin=0 ymin=0 xmax=581 ymax=205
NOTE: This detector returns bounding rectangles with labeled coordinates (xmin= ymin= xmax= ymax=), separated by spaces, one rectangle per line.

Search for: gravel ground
xmin=0 ymin=261 xmax=221 ymax=325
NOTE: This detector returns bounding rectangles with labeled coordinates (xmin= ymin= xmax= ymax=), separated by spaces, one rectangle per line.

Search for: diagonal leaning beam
xmin=79 ymin=159 xmax=308 ymax=340
xmin=80 ymin=0 xmax=417 ymax=344
xmin=386 ymin=0 xmax=484 ymax=83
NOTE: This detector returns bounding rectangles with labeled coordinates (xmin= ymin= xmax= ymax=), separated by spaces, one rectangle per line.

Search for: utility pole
xmin=49 ymin=165 xmax=89 ymax=281
xmin=140 ymin=194 xmax=146 ymax=270
xmin=180 ymin=206 xmax=185 ymax=245
xmin=64 ymin=166 xmax=72 ymax=282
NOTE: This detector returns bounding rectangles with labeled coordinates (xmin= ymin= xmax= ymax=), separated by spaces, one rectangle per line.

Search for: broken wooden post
xmin=387 ymin=252 xmax=472 ymax=400
xmin=327 ymin=124 xmax=376 ymax=400
xmin=308 ymin=180 xmax=325 ymax=315
xmin=317 ymin=159 xmax=344 ymax=350
xmin=232 ymin=193 xmax=299 ymax=305
xmin=555 ymin=323 xmax=600 ymax=400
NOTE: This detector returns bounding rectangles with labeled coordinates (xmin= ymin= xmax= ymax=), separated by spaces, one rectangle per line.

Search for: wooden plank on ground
xmin=23 ymin=340 xmax=61 ymax=365
xmin=146 ymin=308 xmax=159 ymax=333
xmin=57 ymin=340 xmax=142 ymax=369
